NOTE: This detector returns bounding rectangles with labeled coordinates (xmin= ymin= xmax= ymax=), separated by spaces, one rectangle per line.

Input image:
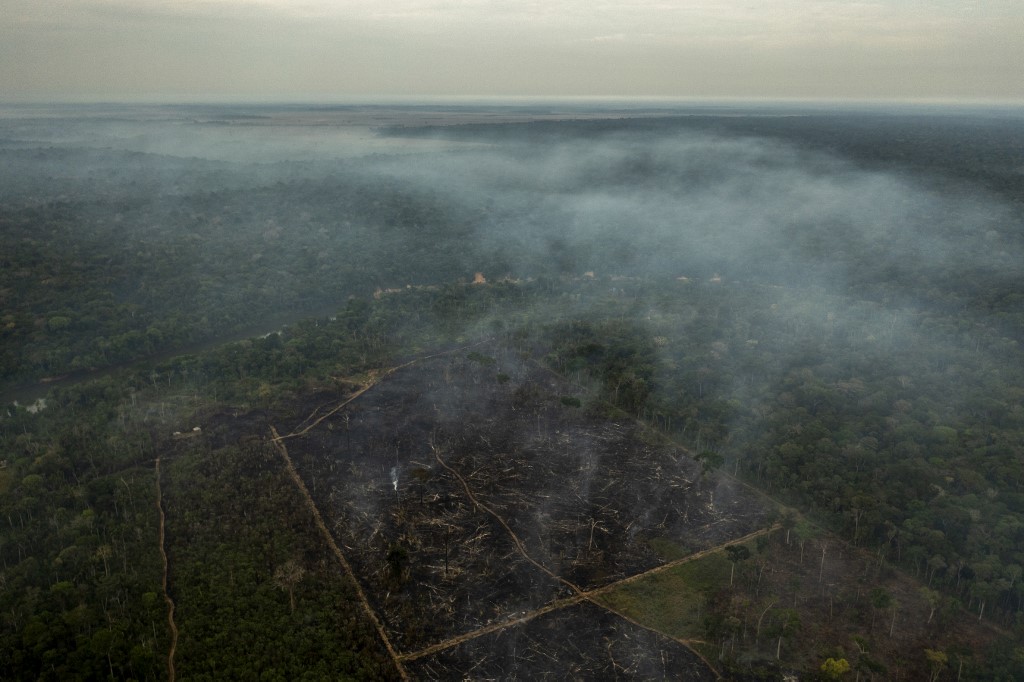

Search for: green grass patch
xmin=646 ymin=536 xmax=688 ymax=562
xmin=595 ymin=552 xmax=732 ymax=639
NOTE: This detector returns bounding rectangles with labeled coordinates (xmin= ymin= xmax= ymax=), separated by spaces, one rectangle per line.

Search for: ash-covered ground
xmin=215 ymin=343 xmax=772 ymax=674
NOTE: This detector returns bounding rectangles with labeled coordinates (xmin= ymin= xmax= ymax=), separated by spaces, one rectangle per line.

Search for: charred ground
xmin=248 ymin=342 xmax=771 ymax=672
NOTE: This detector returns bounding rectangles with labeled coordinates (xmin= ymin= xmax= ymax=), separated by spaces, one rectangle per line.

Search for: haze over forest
xmin=2 ymin=2 xmax=1024 ymax=679
xmin=3 ymin=102 xmax=1023 ymax=385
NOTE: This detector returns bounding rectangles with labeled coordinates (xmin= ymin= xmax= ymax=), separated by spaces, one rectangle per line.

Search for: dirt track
xmin=154 ymin=457 xmax=178 ymax=682
xmin=270 ymin=426 xmax=410 ymax=681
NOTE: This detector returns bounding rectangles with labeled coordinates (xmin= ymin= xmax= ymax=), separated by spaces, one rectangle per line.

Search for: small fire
xmin=472 ymin=272 xmax=486 ymax=284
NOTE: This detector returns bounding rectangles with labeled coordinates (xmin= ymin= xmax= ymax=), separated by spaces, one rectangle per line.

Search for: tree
xmin=924 ymin=649 xmax=948 ymax=682
xmin=696 ymin=450 xmax=723 ymax=478
xmin=780 ymin=511 xmax=797 ymax=546
xmin=771 ymin=608 xmax=801 ymax=660
xmin=820 ymin=657 xmax=850 ymax=679
xmin=793 ymin=520 xmax=816 ymax=564
xmin=755 ymin=599 xmax=777 ymax=643
xmin=725 ymin=544 xmax=751 ymax=586
xmin=272 ymin=559 xmax=306 ymax=614
xmin=919 ymin=586 xmax=941 ymax=625
xmin=95 ymin=544 xmax=113 ymax=578
xmin=869 ymin=587 xmax=891 ymax=631
xmin=385 ymin=544 xmax=409 ymax=584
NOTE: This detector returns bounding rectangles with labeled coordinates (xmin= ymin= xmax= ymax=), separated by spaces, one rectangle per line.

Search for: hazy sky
xmin=2 ymin=0 xmax=1022 ymax=102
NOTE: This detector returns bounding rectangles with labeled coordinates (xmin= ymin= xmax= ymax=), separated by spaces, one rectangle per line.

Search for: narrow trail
xmin=399 ymin=519 xmax=779 ymax=666
xmin=269 ymin=426 xmax=410 ymax=682
xmin=154 ymin=457 xmax=178 ymax=682
xmin=398 ymin=594 xmax=588 ymax=663
xmin=272 ymin=377 xmax=386 ymax=441
xmin=272 ymin=342 xmax=489 ymax=444
xmin=595 ymin=601 xmax=724 ymax=680
xmin=584 ymin=524 xmax=781 ymax=600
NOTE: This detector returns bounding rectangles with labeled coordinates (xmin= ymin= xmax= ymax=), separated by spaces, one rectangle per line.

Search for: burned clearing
xmin=258 ymin=343 xmax=773 ymax=671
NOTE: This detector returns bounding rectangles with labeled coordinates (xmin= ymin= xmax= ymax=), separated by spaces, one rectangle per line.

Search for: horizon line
xmin=3 ymin=94 xmax=1024 ymax=110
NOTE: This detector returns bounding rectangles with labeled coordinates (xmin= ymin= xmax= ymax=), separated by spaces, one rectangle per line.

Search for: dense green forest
xmin=2 ymin=104 xmax=1024 ymax=678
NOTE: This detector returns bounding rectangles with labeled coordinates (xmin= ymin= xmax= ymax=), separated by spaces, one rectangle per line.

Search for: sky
xmin=1 ymin=0 xmax=1022 ymax=103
